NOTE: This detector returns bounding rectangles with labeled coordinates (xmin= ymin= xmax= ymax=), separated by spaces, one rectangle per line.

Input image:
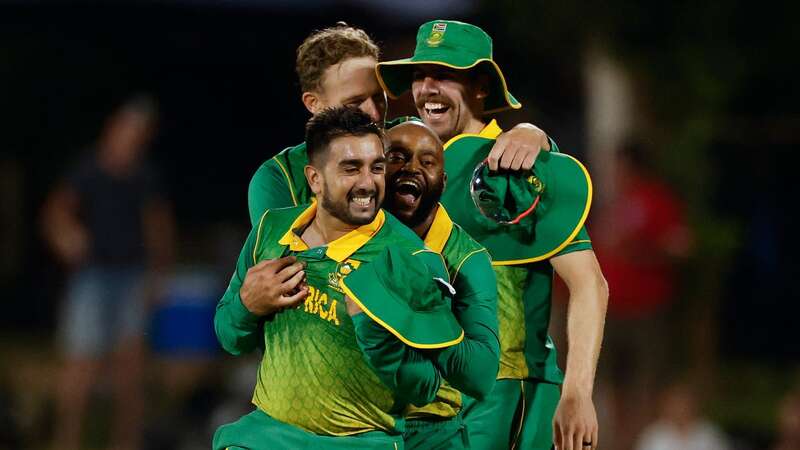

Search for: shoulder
xmin=445 ymin=223 xmax=491 ymax=279
xmin=378 ymin=211 xmax=427 ymax=250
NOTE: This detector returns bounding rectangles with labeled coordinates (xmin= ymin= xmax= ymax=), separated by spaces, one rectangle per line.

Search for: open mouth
xmin=423 ymin=101 xmax=451 ymax=121
xmin=393 ymin=178 xmax=423 ymax=207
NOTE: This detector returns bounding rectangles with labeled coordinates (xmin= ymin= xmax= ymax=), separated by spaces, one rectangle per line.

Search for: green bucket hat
xmin=340 ymin=246 xmax=463 ymax=349
xmin=440 ymin=136 xmax=592 ymax=264
xmin=376 ymin=20 xmax=521 ymax=114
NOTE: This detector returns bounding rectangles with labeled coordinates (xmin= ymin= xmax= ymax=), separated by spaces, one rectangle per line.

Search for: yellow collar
xmin=443 ymin=119 xmax=503 ymax=150
xmin=423 ymin=204 xmax=454 ymax=254
xmin=277 ymin=200 xmax=386 ymax=262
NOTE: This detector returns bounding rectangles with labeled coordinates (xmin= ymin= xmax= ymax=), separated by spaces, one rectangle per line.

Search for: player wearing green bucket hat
xmin=247 ymin=23 xmax=552 ymax=228
xmin=377 ymin=20 xmax=609 ymax=450
xmin=213 ymin=108 xmax=458 ymax=449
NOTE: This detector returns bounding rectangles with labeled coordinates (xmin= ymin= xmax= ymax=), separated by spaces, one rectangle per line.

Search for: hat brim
xmin=376 ymin=58 xmax=521 ymax=114
xmin=440 ymin=136 xmax=592 ymax=264
xmin=340 ymin=259 xmax=464 ymax=349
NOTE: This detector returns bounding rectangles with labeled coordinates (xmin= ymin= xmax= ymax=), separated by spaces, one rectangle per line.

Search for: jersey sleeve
xmin=248 ymin=159 xmax=296 ymax=227
xmin=430 ymin=249 xmax=500 ymax=400
xmin=214 ymin=222 xmax=264 ymax=356
xmin=555 ymin=226 xmax=593 ymax=256
xmin=351 ymin=313 xmax=443 ymax=407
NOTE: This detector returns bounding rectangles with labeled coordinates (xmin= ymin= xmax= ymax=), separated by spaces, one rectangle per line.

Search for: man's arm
xmin=40 ymin=184 xmax=89 ymax=267
xmin=487 ymin=122 xmax=551 ymax=171
xmin=350 ymin=312 xmax=443 ymax=407
xmin=248 ymin=159 xmax=297 ymax=227
xmin=214 ymin=224 xmax=308 ymax=355
xmin=431 ymin=250 xmax=500 ymax=400
xmin=550 ymin=249 xmax=608 ymax=450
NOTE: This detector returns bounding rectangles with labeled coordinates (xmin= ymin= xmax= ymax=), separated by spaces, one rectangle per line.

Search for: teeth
xmin=352 ymin=196 xmax=371 ymax=207
xmin=425 ymin=102 xmax=447 ymax=110
xmin=399 ymin=180 xmax=419 ymax=188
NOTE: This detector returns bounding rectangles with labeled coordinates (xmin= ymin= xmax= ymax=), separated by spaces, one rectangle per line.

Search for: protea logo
xmin=427 ymin=23 xmax=447 ymax=47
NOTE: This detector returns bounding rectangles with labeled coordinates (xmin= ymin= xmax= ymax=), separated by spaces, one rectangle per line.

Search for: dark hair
xmin=305 ymin=106 xmax=383 ymax=165
xmin=296 ymin=23 xmax=380 ymax=93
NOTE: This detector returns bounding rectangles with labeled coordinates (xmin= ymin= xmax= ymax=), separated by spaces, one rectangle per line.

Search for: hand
xmin=553 ymin=392 xmax=598 ymax=450
xmin=344 ymin=295 xmax=363 ymax=316
xmin=487 ymin=123 xmax=551 ymax=171
xmin=239 ymin=256 xmax=308 ymax=316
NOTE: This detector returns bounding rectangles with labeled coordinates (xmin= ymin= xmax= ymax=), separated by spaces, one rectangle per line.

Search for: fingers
xmin=252 ymin=255 xmax=297 ymax=272
xmin=509 ymin=145 xmax=528 ymax=171
xmin=278 ymin=284 xmax=309 ymax=309
xmin=276 ymin=260 xmax=306 ymax=283
xmin=280 ymin=268 xmax=306 ymax=293
xmin=499 ymin=141 xmax=519 ymax=170
xmin=486 ymin=137 xmax=508 ymax=171
xmin=553 ymin=421 xmax=563 ymax=450
xmin=520 ymin=146 xmax=539 ymax=170
xmin=591 ymin=426 xmax=599 ymax=450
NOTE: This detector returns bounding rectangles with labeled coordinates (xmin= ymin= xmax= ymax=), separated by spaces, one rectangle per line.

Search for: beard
xmin=319 ymin=181 xmax=380 ymax=226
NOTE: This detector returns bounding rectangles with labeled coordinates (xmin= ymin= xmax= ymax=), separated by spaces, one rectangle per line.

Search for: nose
xmin=420 ymin=76 xmax=439 ymax=95
xmin=355 ymin=167 xmax=377 ymax=191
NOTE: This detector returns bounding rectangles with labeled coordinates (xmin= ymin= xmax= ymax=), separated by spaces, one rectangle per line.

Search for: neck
xmin=463 ymin=117 xmax=487 ymax=135
xmin=308 ymin=206 xmax=359 ymax=246
xmin=412 ymin=205 xmax=438 ymax=239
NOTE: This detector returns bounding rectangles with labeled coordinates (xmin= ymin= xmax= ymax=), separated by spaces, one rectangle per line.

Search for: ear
xmin=305 ymin=164 xmax=323 ymax=195
xmin=302 ymin=91 xmax=324 ymax=115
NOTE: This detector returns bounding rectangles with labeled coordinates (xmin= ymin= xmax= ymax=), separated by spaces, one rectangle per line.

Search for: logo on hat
xmin=427 ymin=22 xmax=447 ymax=47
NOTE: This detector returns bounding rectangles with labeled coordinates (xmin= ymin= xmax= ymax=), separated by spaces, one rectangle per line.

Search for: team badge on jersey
xmin=427 ymin=22 xmax=447 ymax=47
xmin=328 ymin=259 xmax=361 ymax=292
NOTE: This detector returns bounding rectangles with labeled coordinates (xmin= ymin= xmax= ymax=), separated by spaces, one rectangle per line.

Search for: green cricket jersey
xmin=404 ymin=205 xmax=500 ymax=420
xmin=214 ymin=202 xmax=451 ymax=436
xmin=440 ymin=120 xmax=593 ymax=384
xmin=247 ymin=136 xmax=502 ymax=422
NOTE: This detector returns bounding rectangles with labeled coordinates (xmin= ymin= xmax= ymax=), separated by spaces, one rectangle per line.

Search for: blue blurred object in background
xmin=150 ymin=268 xmax=222 ymax=357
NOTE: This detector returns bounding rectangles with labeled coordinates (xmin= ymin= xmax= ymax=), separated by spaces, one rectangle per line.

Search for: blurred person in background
xmin=592 ymin=139 xmax=693 ymax=450
xmin=772 ymin=388 xmax=800 ymax=450
xmin=41 ymin=95 xmax=175 ymax=450
xmin=635 ymin=382 xmax=729 ymax=450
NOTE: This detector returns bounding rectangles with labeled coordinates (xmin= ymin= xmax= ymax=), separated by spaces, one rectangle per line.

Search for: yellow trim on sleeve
xmin=451 ymin=248 xmax=488 ymax=284
xmin=252 ymin=210 xmax=270 ymax=265
xmin=443 ymin=119 xmax=503 ymax=150
xmin=340 ymin=280 xmax=465 ymax=350
xmin=423 ymin=204 xmax=454 ymax=254
xmin=272 ymin=156 xmax=298 ymax=207
xmin=491 ymin=153 xmax=593 ymax=266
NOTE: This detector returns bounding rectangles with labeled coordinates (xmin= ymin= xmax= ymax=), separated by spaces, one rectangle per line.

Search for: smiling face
xmin=310 ymin=133 xmax=386 ymax=226
xmin=411 ymin=64 xmax=487 ymax=142
xmin=384 ymin=122 xmax=446 ymax=228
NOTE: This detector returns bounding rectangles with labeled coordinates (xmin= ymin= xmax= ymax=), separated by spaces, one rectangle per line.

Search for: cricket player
xmin=376 ymin=20 xmax=609 ymax=450
xmin=213 ymin=107 xmax=461 ymax=449
xmin=383 ymin=120 xmax=500 ymax=448
xmin=247 ymin=23 xmax=552 ymax=226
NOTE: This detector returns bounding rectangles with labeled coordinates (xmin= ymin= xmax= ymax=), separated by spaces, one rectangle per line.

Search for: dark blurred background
xmin=1 ymin=1 xmax=798 ymax=449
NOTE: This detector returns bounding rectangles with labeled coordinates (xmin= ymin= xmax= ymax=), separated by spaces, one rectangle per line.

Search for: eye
xmin=372 ymin=163 xmax=386 ymax=174
xmin=386 ymin=151 xmax=406 ymax=164
xmin=343 ymin=166 xmax=359 ymax=174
